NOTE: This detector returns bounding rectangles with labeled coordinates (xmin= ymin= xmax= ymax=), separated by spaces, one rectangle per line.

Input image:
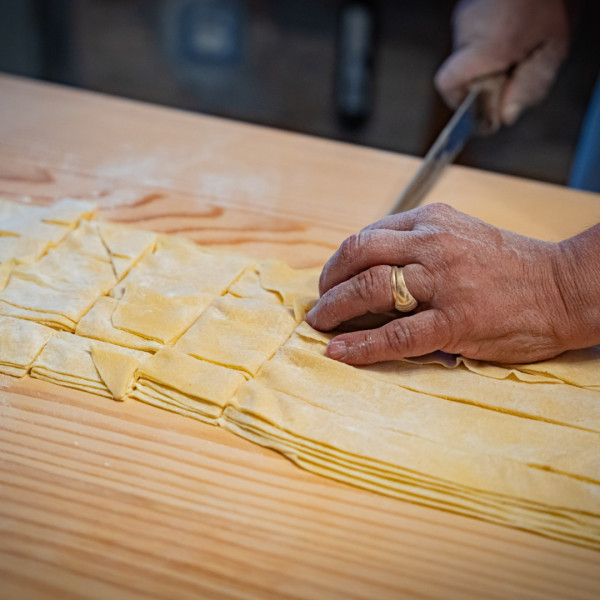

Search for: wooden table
xmin=1 ymin=73 xmax=599 ymax=600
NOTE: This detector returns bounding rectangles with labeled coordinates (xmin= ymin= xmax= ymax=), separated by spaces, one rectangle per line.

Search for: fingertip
xmin=325 ymin=331 xmax=380 ymax=366
xmin=326 ymin=339 xmax=348 ymax=361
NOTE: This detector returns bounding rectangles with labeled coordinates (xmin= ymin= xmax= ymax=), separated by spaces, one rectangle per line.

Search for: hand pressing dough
xmin=3 ymin=202 xmax=600 ymax=551
xmin=174 ymin=294 xmax=297 ymax=375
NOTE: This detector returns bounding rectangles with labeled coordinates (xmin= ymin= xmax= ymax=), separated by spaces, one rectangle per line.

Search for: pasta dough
xmin=174 ymin=294 xmax=298 ymax=375
xmin=31 ymin=332 xmax=148 ymax=400
xmin=108 ymin=235 xmax=250 ymax=344
xmin=75 ymin=296 xmax=164 ymax=352
xmin=0 ymin=315 xmax=55 ymax=376
xmin=0 ymin=197 xmax=96 ymax=266
xmin=2 ymin=196 xmax=600 ymax=551
xmin=257 ymin=260 xmax=320 ymax=306
xmin=132 ymin=347 xmax=246 ymax=422
xmin=0 ymin=221 xmax=118 ymax=330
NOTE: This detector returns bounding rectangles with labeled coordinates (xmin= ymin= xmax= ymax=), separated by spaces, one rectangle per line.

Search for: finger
xmin=325 ymin=309 xmax=450 ymax=365
xmin=309 ymin=265 xmax=394 ymax=331
xmin=501 ymin=40 xmax=567 ymax=125
xmin=318 ymin=229 xmax=422 ymax=295
xmin=308 ymin=264 xmax=432 ymax=332
xmin=434 ymin=45 xmax=508 ymax=108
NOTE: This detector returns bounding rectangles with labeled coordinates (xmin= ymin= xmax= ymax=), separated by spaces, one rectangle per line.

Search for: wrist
xmin=552 ymin=226 xmax=600 ymax=350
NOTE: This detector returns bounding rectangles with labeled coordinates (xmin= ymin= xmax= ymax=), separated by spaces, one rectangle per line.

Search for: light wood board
xmin=1 ymin=74 xmax=599 ymax=600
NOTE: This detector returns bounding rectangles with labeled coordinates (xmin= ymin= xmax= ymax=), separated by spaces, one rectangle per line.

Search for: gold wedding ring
xmin=390 ymin=266 xmax=418 ymax=312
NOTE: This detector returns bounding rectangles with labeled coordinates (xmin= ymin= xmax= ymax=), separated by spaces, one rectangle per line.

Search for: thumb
xmin=501 ymin=39 xmax=568 ymax=125
xmin=325 ymin=310 xmax=450 ymax=365
xmin=435 ymin=45 xmax=508 ymax=108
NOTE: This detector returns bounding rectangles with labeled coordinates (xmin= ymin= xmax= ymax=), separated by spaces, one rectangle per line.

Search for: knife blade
xmin=388 ymin=74 xmax=505 ymax=215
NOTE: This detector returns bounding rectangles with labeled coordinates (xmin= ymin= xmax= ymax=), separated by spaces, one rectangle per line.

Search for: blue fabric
xmin=569 ymin=74 xmax=600 ymax=192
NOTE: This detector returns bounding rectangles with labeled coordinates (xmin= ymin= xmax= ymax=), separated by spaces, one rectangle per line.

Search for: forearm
xmin=556 ymin=223 xmax=600 ymax=350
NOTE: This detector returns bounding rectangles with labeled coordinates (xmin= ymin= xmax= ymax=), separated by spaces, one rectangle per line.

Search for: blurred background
xmin=1 ymin=0 xmax=598 ymax=185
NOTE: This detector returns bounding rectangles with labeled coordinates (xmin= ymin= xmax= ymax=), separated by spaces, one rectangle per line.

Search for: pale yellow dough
xmin=90 ymin=344 xmax=141 ymax=401
xmin=174 ymin=294 xmax=297 ymax=375
xmin=289 ymin=323 xmax=600 ymax=432
xmin=257 ymin=260 xmax=320 ymax=306
xmin=96 ymin=221 xmax=156 ymax=279
xmin=0 ymin=315 xmax=55 ymax=376
xmin=132 ymin=347 xmax=246 ymax=422
xmin=111 ymin=283 xmax=213 ymax=344
xmin=228 ymin=267 xmax=281 ymax=304
xmin=0 ymin=221 xmax=117 ymax=330
xmin=0 ymin=197 xmax=96 ymax=268
xmin=76 ymin=296 xmax=163 ymax=352
xmin=107 ymin=235 xmax=249 ymax=344
xmin=31 ymin=332 xmax=148 ymax=400
xmin=112 ymin=235 xmax=249 ymax=299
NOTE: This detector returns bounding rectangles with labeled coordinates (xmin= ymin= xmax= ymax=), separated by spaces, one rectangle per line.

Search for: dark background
xmin=1 ymin=0 xmax=598 ymax=185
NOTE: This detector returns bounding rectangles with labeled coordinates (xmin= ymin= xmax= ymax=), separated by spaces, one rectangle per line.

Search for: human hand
xmin=435 ymin=0 xmax=571 ymax=125
xmin=306 ymin=203 xmax=575 ymax=365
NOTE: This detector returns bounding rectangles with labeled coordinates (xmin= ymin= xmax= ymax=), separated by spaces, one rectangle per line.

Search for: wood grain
xmin=1 ymin=74 xmax=599 ymax=599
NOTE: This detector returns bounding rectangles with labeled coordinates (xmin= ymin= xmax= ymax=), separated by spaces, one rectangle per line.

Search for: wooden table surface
xmin=1 ymin=73 xmax=599 ymax=600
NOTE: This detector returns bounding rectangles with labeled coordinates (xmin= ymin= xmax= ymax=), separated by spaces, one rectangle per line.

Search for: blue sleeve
xmin=569 ymin=74 xmax=600 ymax=192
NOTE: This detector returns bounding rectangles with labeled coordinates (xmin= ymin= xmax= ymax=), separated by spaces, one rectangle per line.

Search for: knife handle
xmin=470 ymin=73 xmax=507 ymax=136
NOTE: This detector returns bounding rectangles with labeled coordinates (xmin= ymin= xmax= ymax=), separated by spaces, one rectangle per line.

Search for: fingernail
xmin=326 ymin=340 xmax=347 ymax=360
xmin=503 ymin=103 xmax=522 ymax=125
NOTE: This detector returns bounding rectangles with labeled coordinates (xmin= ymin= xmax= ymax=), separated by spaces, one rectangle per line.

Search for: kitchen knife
xmin=388 ymin=74 xmax=505 ymax=215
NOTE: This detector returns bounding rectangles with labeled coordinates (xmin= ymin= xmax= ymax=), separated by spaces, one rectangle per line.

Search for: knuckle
xmin=405 ymin=264 xmax=434 ymax=303
xmin=384 ymin=320 xmax=413 ymax=355
xmin=355 ymin=332 xmax=376 ymax=361
xmin=339 ymin=229 xmax=373 ymax=263
xmin=338 ymin=231 xmax=370 ymax=264
xmin=319 ymin=288 xmax=342 ymax=320
xmin=426 ymin=202 xmax=455 ymax=219
xmin=337 ymin=235 xmax=358 ymax=265
xmin=353 ymin=269 xmax=376 ymax=303
xmin=353 ymin=265 xmax=388 ymax=305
